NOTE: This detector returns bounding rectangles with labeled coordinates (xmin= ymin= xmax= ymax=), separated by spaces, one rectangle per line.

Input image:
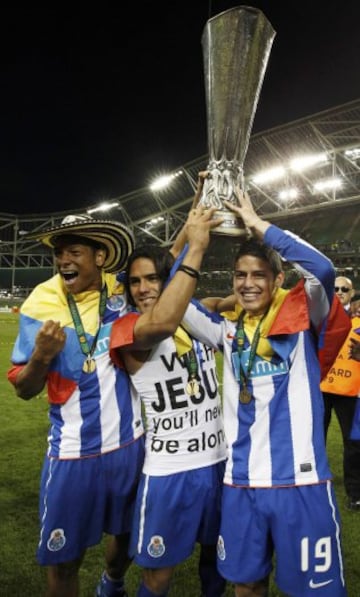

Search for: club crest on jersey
xmin=107 ymin=294 xmax=127 ymax=312
xmin=147 ymin=535 xmax=165 ymax=558
xmin=47 ymin=528 xmax=66 ymax=552
xmin=217 ymin=535 xmax=226 ymax=560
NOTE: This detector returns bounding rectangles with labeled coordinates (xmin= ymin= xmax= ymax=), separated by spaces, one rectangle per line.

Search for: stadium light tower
xmin=290 ymin=152 xmax=328 ymax=172
xmin=313 ymin=177 xmax=342 ymax=192
xmin=278 ymin=188 xmax=299 ymax=201
xmin=149 ymin=170 xmax=183 ymax=191
xmin=87 ymin=201 xmax=120 ymax=215
xmin=251 ymin=165 xmax=286 ymax=185
xmin=344 ymin=148 xmax=360 ymax=161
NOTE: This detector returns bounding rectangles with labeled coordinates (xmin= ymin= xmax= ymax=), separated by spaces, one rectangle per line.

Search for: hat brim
xmin=25 ymin=220 xmax=135 ymax=273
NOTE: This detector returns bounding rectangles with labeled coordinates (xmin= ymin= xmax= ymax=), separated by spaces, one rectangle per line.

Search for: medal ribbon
xmin=183 ymin=347 xmax=199 ymax=383
xmin=67 ymin=285 xmax=108 ymax=363
xmin=174 ymin=326 xmax=201 ymax=396
xmin=236 ymin=310 xmax=268 ymax=394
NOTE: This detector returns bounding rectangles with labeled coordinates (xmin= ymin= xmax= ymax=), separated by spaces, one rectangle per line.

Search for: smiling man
xmin=109 ymin=208 xmax=227 ymax=597
xmin=7 ymin=215 xmax=144 ymax=597
xmin=180 ymin=190 xmax=350 ymax=597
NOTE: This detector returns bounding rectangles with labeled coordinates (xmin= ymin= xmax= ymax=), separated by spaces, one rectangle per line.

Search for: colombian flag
xmin=8 ymin=272 xmax=118 ymax=404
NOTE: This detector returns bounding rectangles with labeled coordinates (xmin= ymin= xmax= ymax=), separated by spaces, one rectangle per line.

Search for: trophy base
xmin=211 ymin=210 xmax=248 ymax=237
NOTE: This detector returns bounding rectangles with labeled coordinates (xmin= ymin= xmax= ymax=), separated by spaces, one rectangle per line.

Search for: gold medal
xmin=83 ymin=357 xmax=96 ymax=373
xmin=186 ymin=379 xmax=200 ymax=396
xmin=239 ymin=387 xmax=252 ymax=404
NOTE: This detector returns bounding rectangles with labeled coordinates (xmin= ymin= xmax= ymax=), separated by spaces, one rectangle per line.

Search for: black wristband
xmin=178 ymin=264 xmax=200 ymax=280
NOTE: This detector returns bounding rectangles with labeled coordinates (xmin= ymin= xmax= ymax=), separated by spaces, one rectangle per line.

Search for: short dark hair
xmin=124 ymin=245 xmax=173 ymax=306
xmin=234 ymin=238 xmax=283 ymax=277
xmin=52 ymin=234 xmax=107 ymax=254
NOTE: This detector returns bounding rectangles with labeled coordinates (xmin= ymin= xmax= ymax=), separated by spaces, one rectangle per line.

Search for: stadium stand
xmin=1 ymin=99 xmax=360 ymax=302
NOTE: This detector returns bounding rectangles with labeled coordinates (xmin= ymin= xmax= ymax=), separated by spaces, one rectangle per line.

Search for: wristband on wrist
xmin=177 ymin=264 xmax=200 ymax=280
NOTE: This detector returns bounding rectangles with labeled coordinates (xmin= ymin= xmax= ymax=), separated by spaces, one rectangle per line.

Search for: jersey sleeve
xmin=181 ymin=299 xmax=224 ymax=352
xmin=264 ymin=224 xmax=335 ymax=329
xmin=109 ymin=311 xmax=140 ymax=367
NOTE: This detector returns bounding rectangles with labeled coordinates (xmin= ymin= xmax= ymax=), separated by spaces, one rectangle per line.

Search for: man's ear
xmin=95 ymin=249 xmax=106 ymax=268
xmin=275 ymin=272 xmax=285 ymax=288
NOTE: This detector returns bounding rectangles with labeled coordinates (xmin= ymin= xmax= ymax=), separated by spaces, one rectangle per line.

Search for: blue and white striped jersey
xmin=9 ymin=274 xmax=144 ymax=459
xmin=182 ymin=225 xmax=335 ymax=487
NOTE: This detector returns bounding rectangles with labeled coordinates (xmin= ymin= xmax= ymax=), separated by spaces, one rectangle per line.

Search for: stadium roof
xmin=1 ymin=98 xmax=360 ymax=274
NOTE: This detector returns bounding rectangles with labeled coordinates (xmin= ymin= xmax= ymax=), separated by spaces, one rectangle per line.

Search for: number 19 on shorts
xmin=301 ymin=537 xmax=331 ymax=572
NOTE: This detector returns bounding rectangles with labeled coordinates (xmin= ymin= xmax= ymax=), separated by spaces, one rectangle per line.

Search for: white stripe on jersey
xmin=97 ymin=357 xmax=121 ymax=449
xmin=288 ymin=333 xmax=316 ymax=485
xmin=249 ymin=379 xmax=272 ymax=485
xmin=57 ymin=389 xmax=82 ymax=459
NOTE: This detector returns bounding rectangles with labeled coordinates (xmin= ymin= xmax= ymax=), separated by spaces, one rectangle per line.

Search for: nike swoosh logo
xmin=309 ymin=578 xmax=334 ymax=589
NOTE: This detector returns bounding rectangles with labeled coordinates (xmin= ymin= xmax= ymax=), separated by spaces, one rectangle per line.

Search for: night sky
xmin=2 ymin=0 xmax=360 ymax=214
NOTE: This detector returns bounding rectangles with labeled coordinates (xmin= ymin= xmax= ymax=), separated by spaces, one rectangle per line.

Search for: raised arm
xmin=170 ymin=171 xmax=208 ymax=260
xmin=11 ymin=320 xmax=66 ymax=399
xmin=201 ymin=294 xmax=236 ymax=313
xmin=226 ymin=187 xmax=335 ymax=328
xmin=224 ymin=187 xmax=271 ymax=240
xmin=122 ymin=207 xmax=223 ymax=351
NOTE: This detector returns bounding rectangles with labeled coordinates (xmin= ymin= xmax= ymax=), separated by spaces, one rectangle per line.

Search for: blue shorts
xmin=130 ymin=461 xmax=225 ymax=568
xmin=37 ymin=438 xmax=145 ymax=565
xmin=217 ymin=482 xmax=347 ymax=597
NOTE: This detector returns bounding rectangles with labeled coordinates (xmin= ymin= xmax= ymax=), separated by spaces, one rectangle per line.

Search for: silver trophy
xmin=199 ymin=6 xmax=276 ymax=235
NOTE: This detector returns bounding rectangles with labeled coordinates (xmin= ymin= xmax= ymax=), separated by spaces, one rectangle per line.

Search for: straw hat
xmin=25 ymin=214 xmax=135 ymax=273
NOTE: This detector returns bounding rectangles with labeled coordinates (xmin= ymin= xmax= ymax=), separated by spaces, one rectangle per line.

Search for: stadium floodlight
xmin=145 ymin=215 xmax=165 ymax=229
xmin=251 ymin=165 xmax=286 ymax=185
xmin=289 ymin=152 xmax=328 ymax=172
xmin=344 ymin=148 xmax=360 ymax=161
xmin=149 ymin=170 xmax=183 ymax=191
xmin=87 ymin=201 xmax=119 ymax=214
xmin=313 ymin=177 xmax=342 ymax=192
xmin=278 ymin=188 xmax=299 ymax=201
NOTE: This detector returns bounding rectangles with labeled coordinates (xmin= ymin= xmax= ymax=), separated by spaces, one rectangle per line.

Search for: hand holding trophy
xmin=198 ymin=6 xmax=276 ymax=236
